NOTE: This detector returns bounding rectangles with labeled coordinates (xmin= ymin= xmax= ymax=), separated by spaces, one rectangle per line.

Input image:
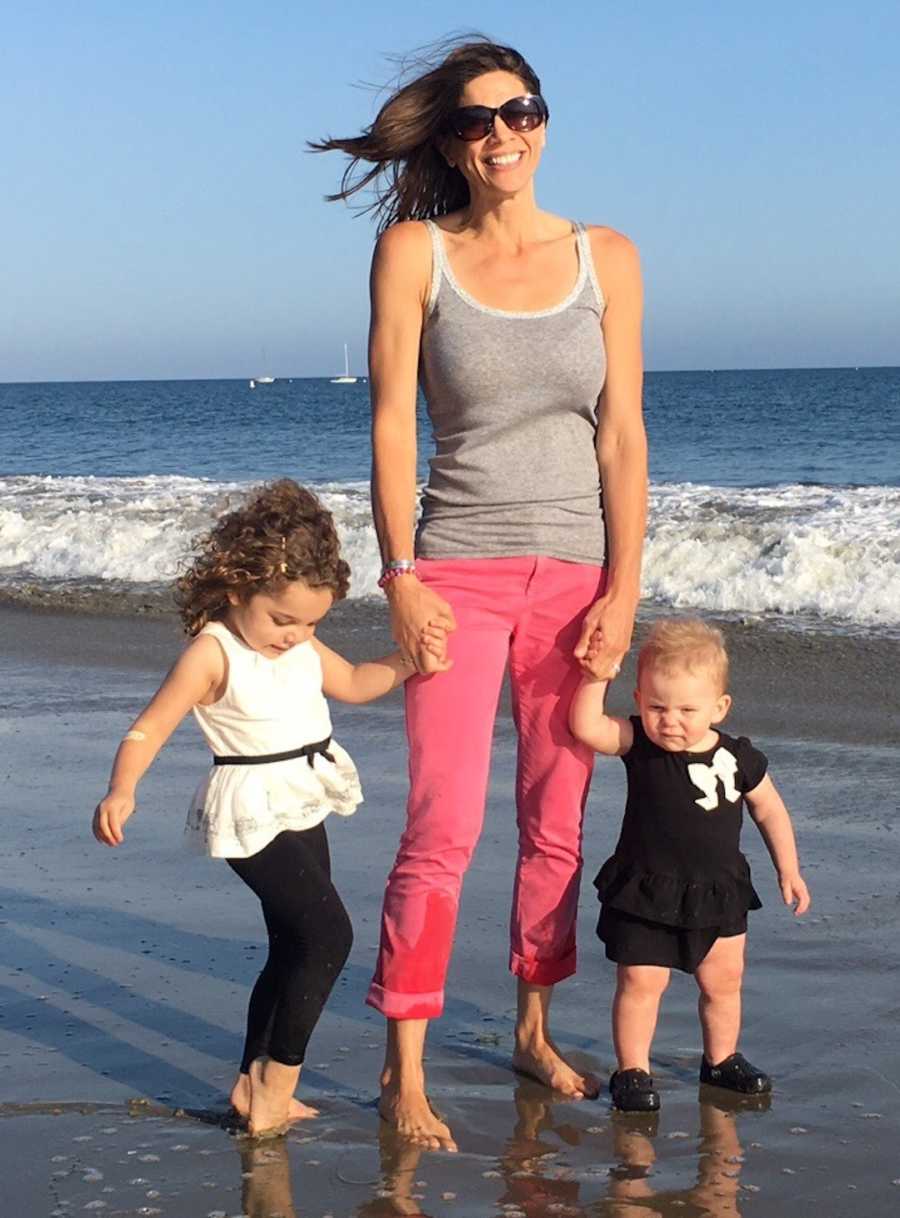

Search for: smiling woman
xmin=315 ymin=35 xmax=648 ymax=1149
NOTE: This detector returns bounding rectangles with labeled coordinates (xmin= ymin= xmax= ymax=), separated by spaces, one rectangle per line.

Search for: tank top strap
xmin=573 ymin=222 xmax=605 ymax=312
xmin=422 ymin=219 xmax=446 ymax=319
xmin=199 ymin=619 xmax=235 ymax=646
xmin=198 ymin=620 xmax=247 ymax=665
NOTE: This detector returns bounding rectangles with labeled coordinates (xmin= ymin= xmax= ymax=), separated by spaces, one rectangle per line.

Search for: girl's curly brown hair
xmin=175 ymin=480 xmax=351 ymax=636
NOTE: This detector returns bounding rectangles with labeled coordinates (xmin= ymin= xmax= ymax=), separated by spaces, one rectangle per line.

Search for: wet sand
xmin=1 ymin=604 xmax=899 ymax=1215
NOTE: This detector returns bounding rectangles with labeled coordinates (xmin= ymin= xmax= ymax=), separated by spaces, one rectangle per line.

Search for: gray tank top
xmin=416 ymin=219 xmax=608 ymax=566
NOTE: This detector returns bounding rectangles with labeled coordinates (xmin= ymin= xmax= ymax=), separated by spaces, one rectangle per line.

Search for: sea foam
xmin=3 ymin=474 xmax=898 ymax=630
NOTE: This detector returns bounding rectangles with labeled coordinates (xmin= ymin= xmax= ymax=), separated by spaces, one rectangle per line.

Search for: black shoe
xmin=609 ymin=1068 xmax=661 ymax=1112
xmin=700 ymin=1052 xmax=771 ymax=1094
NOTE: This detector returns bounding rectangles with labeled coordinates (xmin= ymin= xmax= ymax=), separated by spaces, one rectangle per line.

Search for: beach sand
xmin=1 ymin=602 xmax=898 ymax=1216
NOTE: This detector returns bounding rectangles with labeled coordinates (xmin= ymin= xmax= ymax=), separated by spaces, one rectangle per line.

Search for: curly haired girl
xmin=92 ymin=480 xmax=448 ymax=1136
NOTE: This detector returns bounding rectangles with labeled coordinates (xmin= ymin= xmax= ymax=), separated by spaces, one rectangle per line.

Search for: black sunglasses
xmin=445 ymin=93 xmax=549 ymax=142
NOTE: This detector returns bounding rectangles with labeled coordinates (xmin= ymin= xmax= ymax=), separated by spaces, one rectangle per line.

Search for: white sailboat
xmin=330 ymin=343 xmax=358 ymax=384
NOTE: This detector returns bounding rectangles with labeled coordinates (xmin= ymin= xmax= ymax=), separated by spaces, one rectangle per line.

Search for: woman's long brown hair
xmin=310 ymin=36 xmax=543 ymax=233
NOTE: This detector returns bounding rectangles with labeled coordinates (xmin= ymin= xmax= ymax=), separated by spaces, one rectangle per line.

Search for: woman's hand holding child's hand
xmin=574 ymin=590 xmax=636 ymax=682
xmin=579 ymin=648 xmax=617 ymax=681
xmin=779 ymin=872 xmax=811 ymax=916
xmin=387 ymin=578 xmax=457 ymax=676
xmin=93 ymin=792 xmax=136 ymax=847
xmin=417 ymin=621 xmax=453 ymax=674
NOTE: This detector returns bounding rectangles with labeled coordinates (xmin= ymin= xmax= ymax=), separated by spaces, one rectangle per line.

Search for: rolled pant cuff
xmin=366 ymin=980 xmax=445 ymax=1020
xmin=510 ymin=947 xmax=577 ymax=987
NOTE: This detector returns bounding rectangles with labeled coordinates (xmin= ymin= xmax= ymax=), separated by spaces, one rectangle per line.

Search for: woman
xmin=315 ymin=38 xmax=646 ymax=1149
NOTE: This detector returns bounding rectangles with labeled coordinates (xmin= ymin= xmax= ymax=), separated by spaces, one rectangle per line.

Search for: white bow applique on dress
xmin=687 ymin=748 xmax=741 ymax=811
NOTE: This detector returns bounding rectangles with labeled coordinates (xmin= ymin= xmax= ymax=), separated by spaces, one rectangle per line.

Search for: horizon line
xmin=2 ymin=363 xmax=898 ymax=387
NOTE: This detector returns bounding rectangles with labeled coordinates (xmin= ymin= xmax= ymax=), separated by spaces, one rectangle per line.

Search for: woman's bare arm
xmin=575 ymin=229 xmax=648 ymax=675
xmin=369 ymin=222 xmax=456 ymax=665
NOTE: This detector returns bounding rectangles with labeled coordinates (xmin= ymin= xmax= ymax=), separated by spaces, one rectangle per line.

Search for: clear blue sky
xmin=3 ymin=1 xmax=898 ymax=380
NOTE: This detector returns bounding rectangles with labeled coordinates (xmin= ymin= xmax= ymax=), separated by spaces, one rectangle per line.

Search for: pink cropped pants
xmin=366 ymin=555 xmax=607 ymax=1020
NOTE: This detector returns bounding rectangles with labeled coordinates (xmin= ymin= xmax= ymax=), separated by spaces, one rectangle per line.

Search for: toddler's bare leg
xmin=695 ymin=934 xmax=746 ymax=1064
xmin=612 ymin=964 xmax=670 ymax=1072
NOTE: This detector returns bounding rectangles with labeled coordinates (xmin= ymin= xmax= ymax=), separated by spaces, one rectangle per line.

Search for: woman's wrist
xmin=603 ymin=575 xmax=641 ymax=603
xmin=383 ymin=571 xmax=421 ymax=600
xmin=378 ymin=558 xmax=417 ymax=588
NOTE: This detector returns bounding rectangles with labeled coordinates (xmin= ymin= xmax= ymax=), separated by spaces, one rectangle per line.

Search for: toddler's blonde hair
xmin=637 ymin=618 xmax=729 ymax=693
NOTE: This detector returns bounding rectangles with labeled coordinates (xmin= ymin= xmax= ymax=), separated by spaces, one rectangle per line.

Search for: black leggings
xmin=227 ymin=824 xmax=353 ymax=1072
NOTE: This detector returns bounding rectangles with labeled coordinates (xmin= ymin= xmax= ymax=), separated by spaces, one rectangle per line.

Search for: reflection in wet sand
xmin=239 ymin=1137 xmax=298 ymax=1218
xmin=345 ymin=1081 xmax=767 ymax=1216
xmin=498 ymin=1078 xmax=585 ymax=1215
xmin=356 ymin=1125 xmax=434 ymax=1217
xmin=606 ymin=1094 xmax=767 ymax=1217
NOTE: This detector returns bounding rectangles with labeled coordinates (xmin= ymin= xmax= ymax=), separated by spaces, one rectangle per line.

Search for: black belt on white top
xmin=213 ymin=736 xmax=335 ymax=768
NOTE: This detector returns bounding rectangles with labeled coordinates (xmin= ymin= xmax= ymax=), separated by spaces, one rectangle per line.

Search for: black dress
xmin=595 ymin=717 xmax=767 ymax=973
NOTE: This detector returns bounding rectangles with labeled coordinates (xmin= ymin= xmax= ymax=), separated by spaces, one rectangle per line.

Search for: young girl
xmin=570 ymin=618 xmax=810 ymax=1112
xmin=92 ymin=480 xmax=447 ymax=1137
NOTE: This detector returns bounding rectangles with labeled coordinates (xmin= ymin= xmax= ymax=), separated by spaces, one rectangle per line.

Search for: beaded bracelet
xmin=377 ymin=559 xmax=417 ymax=589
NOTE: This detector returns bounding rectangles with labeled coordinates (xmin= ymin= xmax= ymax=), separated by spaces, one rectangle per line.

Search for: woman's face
xmin=446 ymin=70 xmax=546 ymax=199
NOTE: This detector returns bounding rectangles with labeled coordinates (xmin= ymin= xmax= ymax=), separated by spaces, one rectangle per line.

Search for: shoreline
xmin=2 ymin=579 xmax=896 ymax=641
xmin=1 ymin=599 xmax=893 ymax=745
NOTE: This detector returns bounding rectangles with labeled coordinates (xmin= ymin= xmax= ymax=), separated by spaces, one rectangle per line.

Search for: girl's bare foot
xmin=378 ymin=1073 xmax=457 ymax=1152
xmin=229 ymin=1070 xmax=318 ymax=1124
xmin=244 ymin=1059 xmax=318 ymax=1137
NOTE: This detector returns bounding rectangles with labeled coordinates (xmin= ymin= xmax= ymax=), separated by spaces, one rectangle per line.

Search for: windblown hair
xmin=637 ymin=619 xmax=730 ymax=693
xmin=175 ymin=480 xmax=350 ymax=636
xmin=309 ymin=35 xmax=544 ymax=233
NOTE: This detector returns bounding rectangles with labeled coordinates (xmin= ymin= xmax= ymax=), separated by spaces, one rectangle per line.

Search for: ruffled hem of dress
xmin=183 ymin=739 xmax=363 ymax=858
xmin=184 ymin=801 xmax=358 ymax=858
xmin=593 ymin=854 xmax=762 ymax=929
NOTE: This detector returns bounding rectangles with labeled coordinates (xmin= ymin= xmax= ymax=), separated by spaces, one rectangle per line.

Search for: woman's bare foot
xmin=229 ymin=1070 xmax=318 ymax=1124
xmin=514 ymin=980 xmax=601 ymax=1099
xmin=512 ymin=1037 xmax=600 ymax=1098
xmin=379 ymin=1017 xmax=457 ymax=1152
xmin=379 ymin=1073 xmax=457 ymax=1152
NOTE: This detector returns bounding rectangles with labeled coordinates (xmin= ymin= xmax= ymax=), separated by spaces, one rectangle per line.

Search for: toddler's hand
xmin=779 ymin=871 xmax=811 ymax=915
xmin=579 ymin=648 xmax=617 ymax=681
xmin=93 ymin=792 xmax=136 ymax=847
xmin=418 ymin=621 xmax=452 ymax=673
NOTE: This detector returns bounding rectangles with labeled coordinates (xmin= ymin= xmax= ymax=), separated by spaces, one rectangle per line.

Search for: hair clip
xmin=279 ymin=535 xmax=288 ymax=575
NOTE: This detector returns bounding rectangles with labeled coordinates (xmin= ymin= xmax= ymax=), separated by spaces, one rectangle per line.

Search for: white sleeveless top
xmin=184 ymin=620 xmax=362 ymax=858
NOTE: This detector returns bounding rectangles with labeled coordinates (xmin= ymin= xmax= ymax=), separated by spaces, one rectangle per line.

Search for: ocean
xmin=1 ymin=367 xmax=898 ymax=633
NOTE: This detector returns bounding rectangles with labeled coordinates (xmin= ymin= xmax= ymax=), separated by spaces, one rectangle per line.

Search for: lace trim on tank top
xmin=424 ymin=220 xmax=604 ymax=320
